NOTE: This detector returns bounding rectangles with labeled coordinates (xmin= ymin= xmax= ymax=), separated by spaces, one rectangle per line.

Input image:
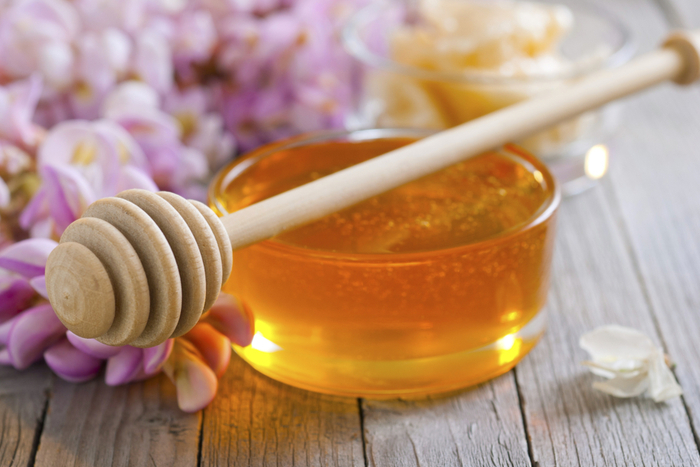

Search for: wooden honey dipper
xmin=45 ymin=31 xmax=700 ymax=347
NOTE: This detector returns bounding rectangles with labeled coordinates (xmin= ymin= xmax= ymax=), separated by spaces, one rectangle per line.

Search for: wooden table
xmin=4 ymin=0 xmax=700 ymax=465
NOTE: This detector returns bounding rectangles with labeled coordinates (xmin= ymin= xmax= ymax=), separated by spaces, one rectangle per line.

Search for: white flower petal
xmin=133 ymin=29 xmax=173 ymax=93
xmin=581 ymin=325 xmax=683 ymax=403
xmin=101 ymin=28 xmax=131 ymax=75
xmin=647 ymin=350 xmax=683 ymax=402
xmin=592 ymin=373 xmax=650 ymax=399
xmin=582 ymin=360 xmax=645 ymax=379
xmin=580 ymin=325 xmax=656 ymax=362
xmin=101 ymin=81 xmax=160 ymax=119
xmin=38 ymin=42 xmax=74 ymax=91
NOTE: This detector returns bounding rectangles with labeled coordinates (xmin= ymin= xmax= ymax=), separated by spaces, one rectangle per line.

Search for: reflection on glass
xmin=251 ymin=332 xmax=283 ymax=353
xmin=497 ymin=333 xmax=523 ymax=365
xmin=584 ymin=144 xmax=609 ymax=179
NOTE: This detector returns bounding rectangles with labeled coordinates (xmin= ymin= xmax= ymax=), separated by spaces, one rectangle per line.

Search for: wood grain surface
xmin=512 ymin=1 xmax=700 ymax=466
xmin=0 ymin=366 xmax=50 ymax=467
xmin=362 ymin=374 xmax=530 ymax=467
xmin=603 ymin=0 xmax=700 ymax=454
xmin=516 ymin=189 xmax=700 ymax=467
xmin=6 ymin=0 xmax=700 ymax=465
xmin=200 ymin=355 xmax=365 ymax=467
xmin=33 ymin=374 xmax=200 ymax=466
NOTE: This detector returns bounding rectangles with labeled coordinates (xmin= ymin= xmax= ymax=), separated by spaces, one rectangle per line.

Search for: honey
xmin=210 ymin=131 xmax=559 ymax=397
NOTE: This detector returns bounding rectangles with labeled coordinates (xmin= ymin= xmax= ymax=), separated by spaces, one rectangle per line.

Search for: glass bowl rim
xmin=209 ymin=128 xmax=562 ymax=261
xmin=341 ymin=0 xmax=635 ymax=85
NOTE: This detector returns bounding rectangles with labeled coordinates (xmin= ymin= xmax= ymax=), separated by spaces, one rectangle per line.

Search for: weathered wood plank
xmin=513 ymin=0 xmax=700 ymax=464
xmin=597 ymin=0 xmax=700 ymax=454
xmin=362 ymin=373 xmax=531 ymax=467
xmin=0 ymin=365 xmax=51 ymax=467
xmin=33 ymin=373 xmax=200 ymax=467
xmin=200 ymin=354 xmax=365 ymax=467
xmin=516 ymin=188 xmax=700 ymax=467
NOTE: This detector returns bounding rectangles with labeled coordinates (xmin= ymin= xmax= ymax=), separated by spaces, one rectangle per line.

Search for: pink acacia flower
xmin=0 ymin=0 xmax=79 ymax=93
xmin=0 ymin=239 xmax=64 ymax=368
xmin=0 ymin=142 xmax=34 ymax=178
xmin=0 ymin=238 xmax=172 ymax=381
xmin=163 ymin=337 xmax=218 ymax=412
xmin=36 ymin=119 xmax=151 ymax=194
xmin=1 ymin=0 xmax=363 ymax=152
xmin=103 ymin=81 xmax=209 ymax=198
xmin=20 ymin=164 xmax=94 ymax=237
xmin=20 ymin=118 xmax=156 ymax=237
xmin=216 ymin=12 xmax=303 ymax=149
xmin=0 ymin=236 xmax=255 ymax=412
xmin=163 ymin=87 xmax=236 ymax=172
xmin=0 ymin=77 xmax=44 ymax=243
xmin=148 ymin=0 xmax=189 ymax=15
xmin=0 ymin=144 xmax=35 ymax=244
xmin=165 ymin=293 xmax=254 ymax=412
xmin=215 ymin=0 xmax=362 ymax=149
xmin=168 ymin=8 xmax=217 ymax=80
xmin=51 ymin=332 xmax=174 ymax=384
xmin=0 ymin=236 xmax=171 ymax=383
xmin=59 ymin=292 xmax=254 ymax=412
xmin=73 ymin=0 xmax=146 ymax=33
xmin=199 ymin=0 xmax=289 ymax=17
xmin=203 ymin=292 xmax=255 ymax=350
xmin=0 ymin=75 xmax=44 ymax=149
xmin=70 ymin=28 xmax=132 ymax=119
xmin=133 ymin=27 xmax=174 ymax=94
xmin=0 ymin=0 xmax=365 ymax=414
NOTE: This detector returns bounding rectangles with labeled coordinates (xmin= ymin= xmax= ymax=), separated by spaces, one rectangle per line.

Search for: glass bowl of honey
xmin=342 ymin=0 xmax=633 ymax=195
xmin=209 ymin=129 xmax=560 ymax=397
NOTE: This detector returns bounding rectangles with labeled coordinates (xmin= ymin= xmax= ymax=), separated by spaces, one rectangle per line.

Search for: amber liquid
xmin=213 ymin=137 xmax=557 ymax=397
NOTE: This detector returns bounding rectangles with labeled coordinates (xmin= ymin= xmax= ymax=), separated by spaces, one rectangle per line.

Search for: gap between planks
xmin=27 ymin=394 xmax=49 ymax=467
xmin=512 ymin=0 xmax=700 ymax=465
xmin=598 ymin=0 xmax=700 ymax=456
xmin=0 ymin=365 xmax=51 ymax=467
xmin=601 ymin=0 xmax=700 ymax=458
xmin=32 ymin=372 xmax=200 ymax=466
xmin=199 ymin=355 xmax=366 ymax=467
xmin=359 ymin=372 xmax=531 ymax=467
xmin=602 ymin=153 xmax=700 ymax=457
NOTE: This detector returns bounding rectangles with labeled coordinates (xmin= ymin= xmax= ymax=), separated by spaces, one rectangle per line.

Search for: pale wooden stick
xmin=45 ymin=31 xmax=700 ymax=347
xmin=223 ymin=31 xmax=700 ymax=250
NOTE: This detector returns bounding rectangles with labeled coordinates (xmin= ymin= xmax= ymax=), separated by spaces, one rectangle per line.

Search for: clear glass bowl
xmin=209 ymin=129 xmax=560 ymax=397
xmin=342 ymin=0 xmax=634 ymax=195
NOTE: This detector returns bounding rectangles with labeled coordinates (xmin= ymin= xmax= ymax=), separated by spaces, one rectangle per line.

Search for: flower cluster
xmin=0 ymin=0 xmax=359 ymax=151
xmin=0 ymin=238 xmax=254 ymax=411
xmin=0 ymin=0 xmax=362 ymax=411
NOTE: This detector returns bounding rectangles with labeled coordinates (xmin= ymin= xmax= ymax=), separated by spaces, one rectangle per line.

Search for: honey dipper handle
xmin=222 ymin=31 xmax=700 ymax=250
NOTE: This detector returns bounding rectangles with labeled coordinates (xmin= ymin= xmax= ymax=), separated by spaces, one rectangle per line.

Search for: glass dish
xmin=342 ymin=0 xmax=634 ymax=195
xmin=209 ymin=129 xmax=560 ymax=397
